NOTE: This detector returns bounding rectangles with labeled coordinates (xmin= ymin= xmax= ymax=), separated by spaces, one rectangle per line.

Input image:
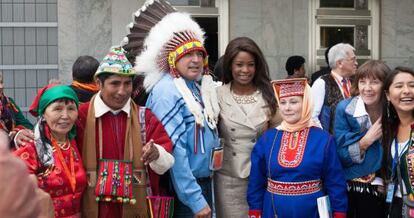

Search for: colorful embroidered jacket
xmin=0 ymin=95 xmax=33 ymax=132
xmin=395 ymin=124 xmax=414 ymax=196
xmin=14 ymin=125 xmax=87 ymax=218
xmin=247 ymin=127 xmax=347 ymax=218
xmin=334 ymin=96 xmax=383 ymax=180
xmin=146 ymin=74 xmax=220 ymax=214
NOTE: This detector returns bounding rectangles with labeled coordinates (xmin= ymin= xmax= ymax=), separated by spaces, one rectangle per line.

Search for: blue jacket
xmin=146 ymin=74 xmax=219 ymax=213
xmin=334 ymin=96 xmax=383 ymax=180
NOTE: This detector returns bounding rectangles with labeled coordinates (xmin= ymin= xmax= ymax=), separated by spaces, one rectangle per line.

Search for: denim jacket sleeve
xmin=334 ymin=99 xmax=366 ymax=168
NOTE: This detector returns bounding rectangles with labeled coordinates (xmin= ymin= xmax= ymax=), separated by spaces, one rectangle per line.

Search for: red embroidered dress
xmin=14 ymin=127 xmax=87 ymax=218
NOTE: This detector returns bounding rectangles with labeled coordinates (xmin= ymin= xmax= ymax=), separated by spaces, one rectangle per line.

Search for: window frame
xmin=0 ymin=1 xmax=58 ymax=121
xmin=308 ymin=0 xmax=379 ymax=72
xmin=173 ymin=0 xmax=228 ymax=56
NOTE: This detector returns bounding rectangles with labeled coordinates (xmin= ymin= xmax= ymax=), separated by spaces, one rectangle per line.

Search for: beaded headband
xmin=167 ymin=40 xmax=208 ymax=77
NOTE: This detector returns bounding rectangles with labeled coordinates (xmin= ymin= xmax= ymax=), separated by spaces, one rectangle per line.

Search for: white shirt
xmin=311 ymin=71 xmax=349 ymax=129
xmin=94 ymin=91 xmax=131 ymax=118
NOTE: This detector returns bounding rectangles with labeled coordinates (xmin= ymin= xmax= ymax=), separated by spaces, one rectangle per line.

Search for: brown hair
xmin=350 ymin=60 xmax=390 ymax=96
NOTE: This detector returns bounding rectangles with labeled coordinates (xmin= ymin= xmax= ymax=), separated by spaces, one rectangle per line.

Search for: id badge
xmin=386 ymin=182 xmax=395 ymax=203
xmin=209 ymin=147 xmax=223 ymax=171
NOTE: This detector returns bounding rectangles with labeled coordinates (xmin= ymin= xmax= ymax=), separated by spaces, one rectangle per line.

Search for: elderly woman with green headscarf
xmin=14 ymin=84 xmax=87 ymax=218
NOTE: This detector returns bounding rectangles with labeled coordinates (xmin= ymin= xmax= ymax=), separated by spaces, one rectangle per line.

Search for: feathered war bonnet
xmin=122 ymin=0 xmax=219 ymax=129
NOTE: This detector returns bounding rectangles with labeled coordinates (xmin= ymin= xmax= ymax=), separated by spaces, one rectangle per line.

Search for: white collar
xmin=93 ymin=91 xmax=131 ymax=118
xmin=353 ymin=96 xmax=369 ymax=118
xmin=331 ymin=70 xmax=345 ymax=82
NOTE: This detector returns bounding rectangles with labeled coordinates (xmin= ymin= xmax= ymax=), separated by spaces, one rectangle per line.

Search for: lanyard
xmin=51 ymin=137 xmax=76 ymax=192
xmin=392 ymin=138 xmax=409 ymax=178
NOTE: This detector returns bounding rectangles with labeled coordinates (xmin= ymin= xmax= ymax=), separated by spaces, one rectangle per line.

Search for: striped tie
xmin=341 ymin=78 xmax=351 ymax=98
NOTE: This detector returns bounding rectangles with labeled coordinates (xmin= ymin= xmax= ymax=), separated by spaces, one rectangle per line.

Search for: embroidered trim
xmin=248 ymin=210 xmax=262 ymax=218
xmin=276 ymin=79 xmax=306 ymax=98
xmin=267 ymin=178 xmax=322 ymax=196
xmin=405 ymin=129 xmax=414 ymax=190
xmin=95 ymin=160 xmax=136 ymax=204
xmin=278 ymin=128 xmax=309 ymax=168
xmin=137 ymin=107 xmax=153 ymax=196
xmin=138 ymin=107 xmax=146 ymax=143
xmin=351 ymin=173 xmax=376 ymax=183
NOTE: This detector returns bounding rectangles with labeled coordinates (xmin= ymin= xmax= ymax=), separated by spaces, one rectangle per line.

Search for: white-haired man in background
xmin=311 ymin=43 xmax=358 ymax=133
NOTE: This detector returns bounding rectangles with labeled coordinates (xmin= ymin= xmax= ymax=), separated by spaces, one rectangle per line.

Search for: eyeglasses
xmin=343 ymin=57 xmax=357 ymax=63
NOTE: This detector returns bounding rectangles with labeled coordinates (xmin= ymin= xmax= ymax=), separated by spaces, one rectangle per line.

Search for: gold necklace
xmin=231 ymin=90 xmax=258 ymax=104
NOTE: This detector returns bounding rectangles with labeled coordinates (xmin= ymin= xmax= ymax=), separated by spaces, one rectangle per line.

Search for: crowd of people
xmin=1 ymin=1 xmax=414 ymax=218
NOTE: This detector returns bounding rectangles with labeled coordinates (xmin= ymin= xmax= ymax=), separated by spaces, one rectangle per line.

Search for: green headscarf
xmin=37 ymin=85 xmax=79 ymax=116
xmin=30 ymin=84 xmax=79 ymax=139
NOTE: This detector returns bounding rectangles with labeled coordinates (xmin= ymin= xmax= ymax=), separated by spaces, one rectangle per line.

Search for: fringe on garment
xmin=347 ymin=181 xmax=384 ymax=197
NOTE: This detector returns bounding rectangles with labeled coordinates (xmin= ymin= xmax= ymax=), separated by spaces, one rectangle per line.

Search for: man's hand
xmin=15 ymin=129 xmax=34 ymax=147
xmin=194 ymin=205 xmax=211 ymax=218
xmin=141 ymin=139 xmax=159 ymax=165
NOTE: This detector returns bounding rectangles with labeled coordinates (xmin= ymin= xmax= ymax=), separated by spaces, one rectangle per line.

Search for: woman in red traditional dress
xmin=14 ymin=84 xmax=87 ymax=218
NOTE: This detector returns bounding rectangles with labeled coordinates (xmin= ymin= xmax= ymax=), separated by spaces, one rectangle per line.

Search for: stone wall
xmin=56 ymin=0 xmax=414 ymax=83
xmin=57 ymin=0 xmax=140 ymax=83
xmin=229 ymin=0 xmax=309 ymax=79
xmin=381 ymin=0 xmax=414 ymax=69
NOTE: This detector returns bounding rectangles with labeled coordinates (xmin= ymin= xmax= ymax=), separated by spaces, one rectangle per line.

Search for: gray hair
xmin=328 ymin=43 xmax=355 ymax=69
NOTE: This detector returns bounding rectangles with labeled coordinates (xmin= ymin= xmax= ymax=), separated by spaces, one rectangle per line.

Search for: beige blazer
xmin=217 ymin=83 xmax=281 ymax=179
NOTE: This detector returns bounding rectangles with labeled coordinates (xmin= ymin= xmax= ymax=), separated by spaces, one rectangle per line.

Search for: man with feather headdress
xmin=122 ymin=0 xmax=221 ymax=217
